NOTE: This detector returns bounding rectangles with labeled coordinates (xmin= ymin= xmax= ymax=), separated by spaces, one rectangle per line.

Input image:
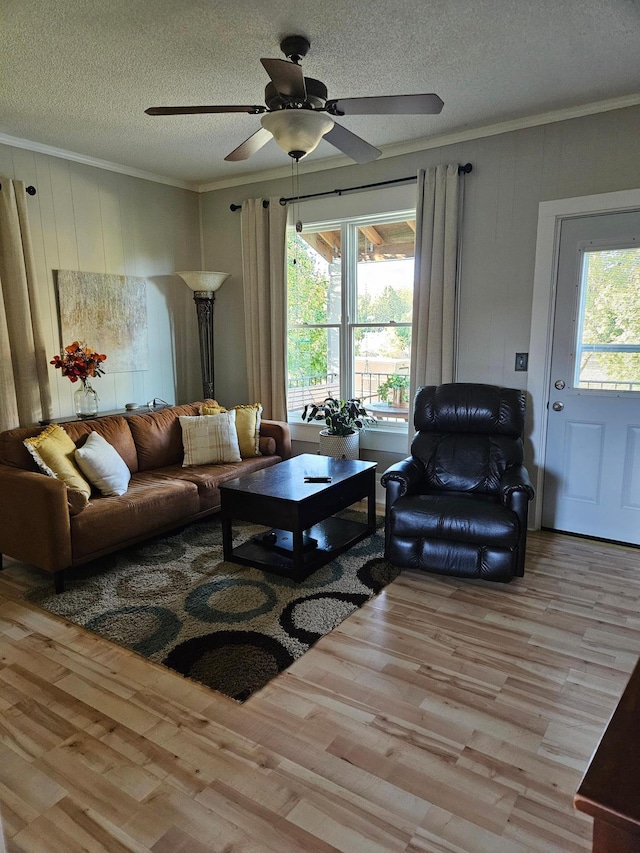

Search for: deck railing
xmin=288 ymin=370 xmax=410 ymax=422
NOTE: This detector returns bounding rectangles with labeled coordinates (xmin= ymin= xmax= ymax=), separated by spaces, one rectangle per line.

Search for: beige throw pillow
xmin=180 ymin=412 xmax=241 ymax=466
xmin=200 ymin=402 xmax=262 ymax=458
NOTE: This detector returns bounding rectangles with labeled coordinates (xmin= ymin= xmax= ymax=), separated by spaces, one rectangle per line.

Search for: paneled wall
xmin=199 ymin=105 xmax=640 ymax=408
xmin=0 ymin=144 xmax=202 ymax=421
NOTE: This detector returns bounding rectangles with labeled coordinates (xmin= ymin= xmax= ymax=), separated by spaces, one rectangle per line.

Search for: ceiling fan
xmin=145 ymin=35 xmax=443 ymax=164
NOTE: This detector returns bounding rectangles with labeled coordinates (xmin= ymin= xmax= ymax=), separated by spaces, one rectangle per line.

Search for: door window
xmin=575 ymin=246 xmax=640 ymax=391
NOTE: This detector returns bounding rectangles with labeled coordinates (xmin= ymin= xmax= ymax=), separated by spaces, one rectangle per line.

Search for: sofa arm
xmin=259 ymin=419 xmax=292 ymax=460
xmin=381 ymin=457 xmax=423 ymax=505
xmin=0 ymin=466 xmax=72 ymax=572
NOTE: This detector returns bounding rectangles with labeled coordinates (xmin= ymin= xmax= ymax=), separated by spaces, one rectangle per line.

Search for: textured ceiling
xmin=3 ymin=0 xmax=640 ymax=189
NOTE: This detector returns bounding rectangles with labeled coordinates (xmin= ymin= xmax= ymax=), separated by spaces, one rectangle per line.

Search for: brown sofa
xmin=0 ymin=402 xmax=291 ymax=592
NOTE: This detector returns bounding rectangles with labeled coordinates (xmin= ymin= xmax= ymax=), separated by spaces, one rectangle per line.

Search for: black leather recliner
xmin=381 ymin=383 xmax=534 ymax=582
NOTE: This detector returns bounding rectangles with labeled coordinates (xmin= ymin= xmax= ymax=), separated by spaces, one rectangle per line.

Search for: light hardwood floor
xmin=0 ymin=530 xmax=639 ymax=852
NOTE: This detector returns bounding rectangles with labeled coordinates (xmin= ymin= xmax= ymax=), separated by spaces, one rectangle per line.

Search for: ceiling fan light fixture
xmin=260 ymin=110 xmax=334 ymax=160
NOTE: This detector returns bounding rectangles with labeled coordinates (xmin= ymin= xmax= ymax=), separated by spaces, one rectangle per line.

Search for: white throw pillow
xmin=180 ymin=411 xmax=241 ymax=466
xmin=75 ymin=431 xmax=131 ymax=496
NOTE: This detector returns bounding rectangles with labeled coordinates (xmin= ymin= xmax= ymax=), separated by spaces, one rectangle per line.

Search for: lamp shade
xmin=261 ymin=110 xmax=334 ymax=160
xmin=175 ymin=271 xmax=230 ymax=293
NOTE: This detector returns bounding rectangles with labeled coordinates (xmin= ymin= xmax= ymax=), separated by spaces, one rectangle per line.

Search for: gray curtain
xmin=410 ymin=164 xmax=462 ymax=400
xmin=240 ymin=198 xmax=288 ymax=420
xmin=0 ymin=179 xmax=51 ymax=430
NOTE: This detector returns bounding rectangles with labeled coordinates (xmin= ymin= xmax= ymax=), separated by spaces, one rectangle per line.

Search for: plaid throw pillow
xmin=179 ymin=412 xmax=241 ymax=466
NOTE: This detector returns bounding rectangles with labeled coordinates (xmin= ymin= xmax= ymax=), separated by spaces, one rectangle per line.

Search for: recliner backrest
xmin=411 ymin=384 xmax=525 ymax=494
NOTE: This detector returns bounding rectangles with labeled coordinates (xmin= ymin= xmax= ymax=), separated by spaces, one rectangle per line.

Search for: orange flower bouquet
xmin=50 ymin=341 xmax=107 ymax=385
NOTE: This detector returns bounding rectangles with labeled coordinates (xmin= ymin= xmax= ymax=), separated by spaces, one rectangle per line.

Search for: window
xmin=287 ymin=211 xmax=415 ymax=426
xmin=575 ymin=246 xmax=640 ymax=391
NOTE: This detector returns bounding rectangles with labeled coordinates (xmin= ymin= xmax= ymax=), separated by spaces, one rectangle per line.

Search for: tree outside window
xmin=576 ymin=247 xmax=640 ymax=390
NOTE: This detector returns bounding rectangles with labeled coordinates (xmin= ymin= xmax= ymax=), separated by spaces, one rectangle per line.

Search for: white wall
xmin=200 ymin=105 xmax=640 ymax=417
xmin=0 ymin=143 xmax=202 ymax=420
xmin=5 ymin=104 xmax=639 ymax=449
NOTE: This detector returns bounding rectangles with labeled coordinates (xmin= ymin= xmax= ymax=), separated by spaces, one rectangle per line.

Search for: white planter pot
xmin=318 ymin=429 xmax=360 ymax=460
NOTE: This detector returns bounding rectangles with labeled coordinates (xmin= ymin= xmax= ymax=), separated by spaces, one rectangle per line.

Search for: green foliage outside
xmin=580 ymin=249 xmax=640 ymax=386
xmin=287 ymin=234 xmax=413 ymax=385
xmin=356 ymin=284 xmax=412 ymax=357
xmin=287 ymin=234 xmax=334 ymax=384
xmin=377 ymin=373 xmax=410 ymax=403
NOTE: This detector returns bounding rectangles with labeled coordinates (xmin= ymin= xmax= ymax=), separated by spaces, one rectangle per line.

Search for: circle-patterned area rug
xmin=26 ymin=515 xmax=398 ymax=701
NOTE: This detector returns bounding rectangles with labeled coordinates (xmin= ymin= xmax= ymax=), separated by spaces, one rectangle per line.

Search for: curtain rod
xmin=229 ymin=163 xmax=472 ymax=211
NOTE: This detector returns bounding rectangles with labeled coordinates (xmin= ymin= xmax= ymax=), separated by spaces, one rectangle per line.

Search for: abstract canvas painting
xmin=56 ymin=270 xmax=149 ymax=372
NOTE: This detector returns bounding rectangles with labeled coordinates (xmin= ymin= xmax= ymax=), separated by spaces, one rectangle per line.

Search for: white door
xmin=543 ymin=211 xmax=640 ymax=544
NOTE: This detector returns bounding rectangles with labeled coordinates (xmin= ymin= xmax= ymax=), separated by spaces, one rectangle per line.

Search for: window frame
xmin=286 ymin=208 xmax=416 ymax=429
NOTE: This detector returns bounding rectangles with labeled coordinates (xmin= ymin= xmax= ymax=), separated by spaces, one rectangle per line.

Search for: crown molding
xmin=373 ymin=93 xmax=640 ymax=163
xmin=0 ymin=132 xmax=197 ymax=191
xmin=196 ymin=93 xmax=640 ymax=193
xmin=3 ymin=93 xmax=639 ymax=195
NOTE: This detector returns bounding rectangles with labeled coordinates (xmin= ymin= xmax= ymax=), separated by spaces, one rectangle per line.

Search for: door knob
xmin=552 ymin=401 xmax=564 ymax=412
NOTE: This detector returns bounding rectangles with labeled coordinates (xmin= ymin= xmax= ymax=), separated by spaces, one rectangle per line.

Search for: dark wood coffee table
xmin=219 ymin=454 xmax=377 ymax=581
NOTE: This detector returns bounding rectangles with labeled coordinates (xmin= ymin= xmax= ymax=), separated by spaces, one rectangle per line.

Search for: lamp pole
xmin=193 ymin=290 xmax=216 ymax=398
xmin=175 ymin=271 xmax=230 ymax=400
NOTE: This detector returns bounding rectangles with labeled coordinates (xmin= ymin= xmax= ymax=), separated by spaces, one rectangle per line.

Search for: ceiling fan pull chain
xmin=295 ymin=159 xmax=303 ymax=232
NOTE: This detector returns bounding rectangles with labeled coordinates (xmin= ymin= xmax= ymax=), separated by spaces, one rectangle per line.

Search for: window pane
xmin=576 ymin=247 xmax=640 ymax=391
xmin=356 ymin=220 xmax=415 ymax=324
xmin=353 ymin=324 xmax=411 ymax=407
xmin=287 ymin=231 xmax=341 ymax=325
xmin=287 ymin=327 xmax=340 ymax=410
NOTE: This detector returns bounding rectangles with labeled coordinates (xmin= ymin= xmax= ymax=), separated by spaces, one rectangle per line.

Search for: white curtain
xmin=0 ymin=179 xmax=51 ymax=430
xmin=410 ymin=164 xmax=462 ymax=398
xmin=240 ymin=197 xmax=288 ymax=420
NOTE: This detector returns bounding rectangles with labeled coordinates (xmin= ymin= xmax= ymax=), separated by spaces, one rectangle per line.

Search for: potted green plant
xmin=377 ymin=373 xmax=410 ymax=408
xmin=302 ymin=397 xmax=375 ymax=459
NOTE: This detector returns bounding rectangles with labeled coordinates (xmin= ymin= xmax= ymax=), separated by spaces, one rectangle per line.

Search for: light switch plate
xmin=515 ymin=352 xmax=528 ymax=371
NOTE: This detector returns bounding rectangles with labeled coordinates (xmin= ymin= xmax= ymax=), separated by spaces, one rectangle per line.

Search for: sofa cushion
xmin=126 ymin=404 xmax=200 ymax=471
xmin=75 ymin=431 xmax=131 ymax=496
xmin=180 ymin=412 xmax=241 ymax=466
xmin=150 ymin=455 xmax=281 ymax=511
xmin=70 ymin=473 xmax=200 ymax=561
xmin=64 ymin=416 xmax=139 ymax=473
xmin=0 ymin=425 xmax=42 ymax=471
xmin=23 ymin=424 xmax=91 ymax=500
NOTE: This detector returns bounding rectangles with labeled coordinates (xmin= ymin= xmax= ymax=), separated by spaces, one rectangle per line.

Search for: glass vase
xmin=74 ymin=381 xmax=99 ymax=418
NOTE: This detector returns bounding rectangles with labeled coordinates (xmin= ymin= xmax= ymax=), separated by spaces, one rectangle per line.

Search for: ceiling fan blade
xmin=260 ymin=58 xmax=307 ymax=100
xmin=327 ymin=93 xmax=444 ymax=116
xmin=145 ymin=105 xmax=266 ymax=115
xmin=324 ymin=122 xmax=381 ymax=164
xmin=224 ymin=127 xmax=273 ymax=162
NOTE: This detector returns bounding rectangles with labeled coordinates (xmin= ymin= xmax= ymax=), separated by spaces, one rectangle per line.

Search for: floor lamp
xmin=175 ymin=271 xmax=230 ymax=399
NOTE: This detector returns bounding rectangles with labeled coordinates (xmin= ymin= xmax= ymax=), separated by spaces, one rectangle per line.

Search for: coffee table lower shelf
xmin=226 ymin=516 xmax=371 ymax=580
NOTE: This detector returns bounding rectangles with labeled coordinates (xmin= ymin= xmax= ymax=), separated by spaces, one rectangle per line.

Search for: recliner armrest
xmin=381 ymin=457 xmax=423 ymax=500
xmin=500 ymin=464 xmax=534 ymax=501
